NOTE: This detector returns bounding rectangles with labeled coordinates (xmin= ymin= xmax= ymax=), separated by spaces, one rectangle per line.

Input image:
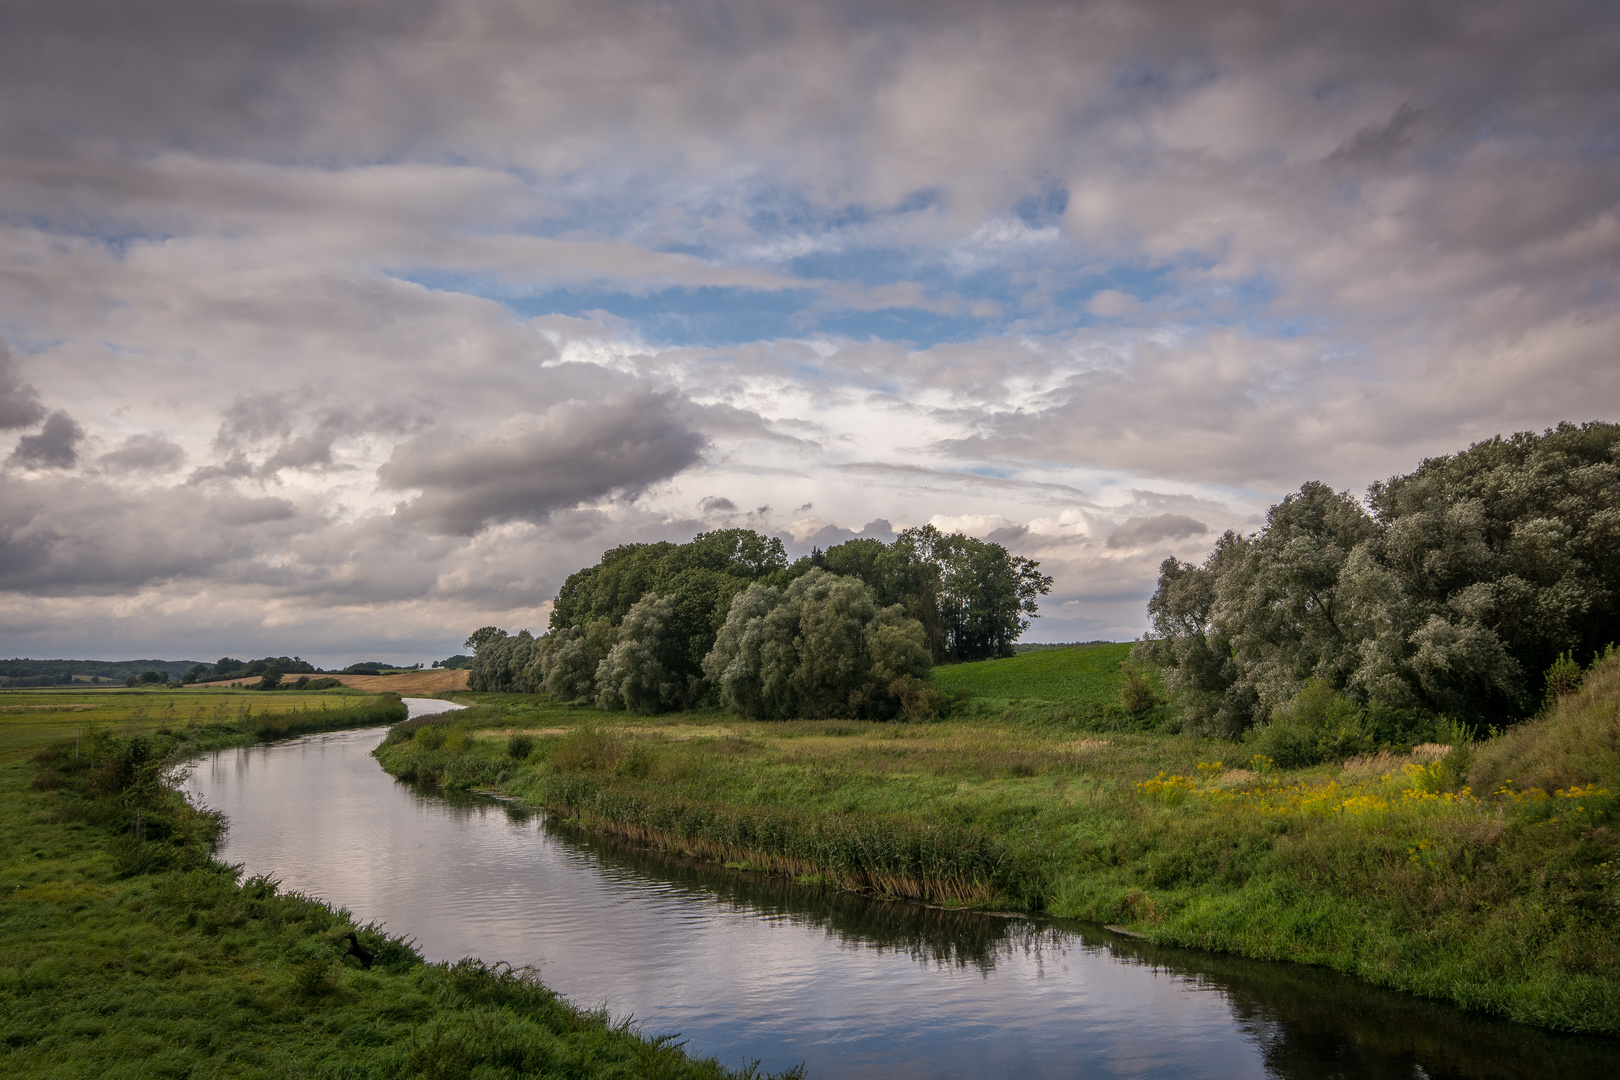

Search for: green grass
xmin=375 ymin=666 xmax=1620 ymax=1036
xmin=930 ymin=642 xmax=1132 ymax=706
xmin=0 ymin=706 xmax=796 ymax=1079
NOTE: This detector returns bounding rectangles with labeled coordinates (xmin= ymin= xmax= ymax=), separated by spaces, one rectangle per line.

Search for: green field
xmin=0 ymin=687 xmax=385 ymax=763
xmin=929 ymin=642 xmax=1132 ymax=705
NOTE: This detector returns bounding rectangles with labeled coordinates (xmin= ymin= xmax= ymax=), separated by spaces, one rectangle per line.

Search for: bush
xmin=1243 ymin=680 xmax=1373 ymax=768
xmin=1119 ymin=663 xmax=1163 ymax=714
xmin=507 ymin=733 xmax=535 ymax=760
xmin=414 ymin=726 xmax=447 ymax=750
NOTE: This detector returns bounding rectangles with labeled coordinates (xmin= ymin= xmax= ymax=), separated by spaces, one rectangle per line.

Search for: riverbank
xmin=373 ymin=658 xmax=1620 ymax=1036
xmin=0 ymin=694 xmax=798 ymax=1078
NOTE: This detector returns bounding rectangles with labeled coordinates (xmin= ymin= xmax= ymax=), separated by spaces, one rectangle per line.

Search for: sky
xmin=1 ymin=0 xmax=1617 ymax=666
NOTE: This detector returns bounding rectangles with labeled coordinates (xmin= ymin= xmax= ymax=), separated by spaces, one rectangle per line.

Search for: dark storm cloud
xmin=8 ymin=411 xmax=84 ymax=470
xmin=1107 ymin=514 xmax=1208 ymax=550
xmin=378 ymin=393 xmax=708 ymax=536
xmin=97 ymin=433 xmax=186 ymax=475
xmin=0 ymin=344 xmax=46 ymax=431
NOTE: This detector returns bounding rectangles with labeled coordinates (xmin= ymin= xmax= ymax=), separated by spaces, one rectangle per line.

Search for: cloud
xmin=0 ymin=343 xmax=45 ymax=430
xmin=8 ymin=411 xmax=84 ymax=469
xmin=98 ymin=433 xmax=186 ymax=474
xmin=1324 ymin=102 xmax=1422 ymax=167
xmin=1107 ymin=514 xmax=1209 ymax=550
xmin=379 ymin=393 xmax=708 ymax=535
xmin=0 ymin=0 xmax=1618 ymax=658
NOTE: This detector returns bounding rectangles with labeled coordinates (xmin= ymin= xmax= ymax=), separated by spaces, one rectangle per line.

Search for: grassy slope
xmin=0 ymin=696 xmax=790 ymax=1079
xmin=376 ymin=658 xmax=1620 ymax=1035
xmin=930 ymin=642 xmax=1132 ymax=705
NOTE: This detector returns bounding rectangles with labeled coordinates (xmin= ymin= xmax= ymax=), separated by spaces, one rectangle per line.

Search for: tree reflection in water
xmin=536 ymin=812 xmax=1620 ymax=1080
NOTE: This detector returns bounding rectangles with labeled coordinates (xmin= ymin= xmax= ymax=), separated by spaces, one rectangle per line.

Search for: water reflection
xmin=548 ymin=822 xmax=1620 ymax=1080
xmin=184 ymin=726 xmax=1620 ymax=1080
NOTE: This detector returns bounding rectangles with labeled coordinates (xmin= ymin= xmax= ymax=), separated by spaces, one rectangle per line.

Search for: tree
xmin=466 ymin=629 xmax=541 ymax=693
xmin=594 ymin=595 xmax=693 ymax=713
xmin=819 ymin=526 xmax=1051 ymax=663
xmin=545 ymin=529 xmax=790 ymax=695
xmin=703 ymin=569 xmax=930 ymax=720
xmin=1136 ymin=422 xmax=1620 ymax=733
xmin=258 ymin=663 xmax=283 ymax=691
xmin=528 ymin=618 xmax=618 ymax=702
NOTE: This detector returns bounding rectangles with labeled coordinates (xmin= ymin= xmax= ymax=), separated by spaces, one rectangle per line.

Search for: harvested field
xmin=196 ymin=669 xmax=469 ymax=693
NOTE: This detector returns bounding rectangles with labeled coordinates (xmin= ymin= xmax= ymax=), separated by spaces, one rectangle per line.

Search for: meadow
xmin=0 ymin=690 xmax=791 ymax=1079
xmin=0 ymin=686 xmax=399 ymax=764
xmin=373 ymin=645 xmax=1620 ymax=1035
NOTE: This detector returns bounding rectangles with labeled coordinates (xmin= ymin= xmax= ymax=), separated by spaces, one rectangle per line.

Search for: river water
xmin=181 ymin=705 xmax=1620 ymax=1079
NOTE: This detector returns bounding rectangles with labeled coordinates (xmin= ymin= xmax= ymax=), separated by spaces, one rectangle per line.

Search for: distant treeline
xmin=466 ymin=525 xmax=1052 ymax=717
xmin=1 ymin=654 xmax=438 ymax=690
xmin=1138 ymin=421 xmax=1620 ymax=737
xmin=0 ymin=658 xmax=202 ymax=686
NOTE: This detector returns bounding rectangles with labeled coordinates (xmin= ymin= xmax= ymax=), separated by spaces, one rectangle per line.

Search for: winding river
xmin=180 ymin=701 xmax=1620 ymax=1079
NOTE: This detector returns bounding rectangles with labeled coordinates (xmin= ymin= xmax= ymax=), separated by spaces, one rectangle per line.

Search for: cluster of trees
xmin=182 ymin=656 xmax=318 ymax=685
xmin=1137 ymin=422 xmax=1620 ymax=734
xmin=466 ymin=524 xmax=1050 ymax=717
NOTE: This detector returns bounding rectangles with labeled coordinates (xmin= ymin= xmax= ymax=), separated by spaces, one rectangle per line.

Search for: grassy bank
xmin=1 ymin=696 xmax=795 ymax=1078
xmin=374 ymin=647 xmax=1620 ymax=1035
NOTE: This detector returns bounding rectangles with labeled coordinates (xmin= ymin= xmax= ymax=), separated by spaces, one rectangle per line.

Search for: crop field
xmin=0 ymin=687 xmax=381 ymax=762
xmin=196 ymin=669 xmax=470 ymax=693
xmin=930 ymin=642 xmax=1133 ymax=706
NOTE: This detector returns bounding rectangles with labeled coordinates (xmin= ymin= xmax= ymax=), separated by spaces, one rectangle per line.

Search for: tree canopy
xmin=1137 ymin=422 xmax=1620 ymax=733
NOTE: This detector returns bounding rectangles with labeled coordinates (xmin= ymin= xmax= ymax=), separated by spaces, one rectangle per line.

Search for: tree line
xmin=465 ymin=525 xmax=1051 ymax=718
xmin=1137 ymin=421 xmax=1620 ymax=738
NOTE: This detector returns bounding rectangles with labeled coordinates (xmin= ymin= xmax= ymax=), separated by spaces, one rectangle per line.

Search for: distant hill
xmin=0 ymin=658 xmax=204 ymax=687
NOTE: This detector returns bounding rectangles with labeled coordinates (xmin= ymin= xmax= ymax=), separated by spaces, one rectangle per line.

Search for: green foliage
xmin=533 ymin=616 xmax=618 ymax=701
xmin=1542 ymin=651 xmax=1584 ymax=710
xmin=1119 ymin=663 xmax=1163 ymax=714
xmin=1242 ymin=680 xmax=1374 ymax=768
xmin=1138 ymin=422 xmax=1620 ymax=734
xmin=811 ymin=525 xmax=1053 ymax=663
xmin=507 ymin=732 xmax=535 ymax=759
xmin=703 ymin=569 xmax=931 ymax=720
xmin=595 ymin=594 xmax=701 ymax=712
xmin=465 ymin=628 xmax=541 ymax=693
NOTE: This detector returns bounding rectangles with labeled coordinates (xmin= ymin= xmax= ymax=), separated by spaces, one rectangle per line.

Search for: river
xmin=180 ymin=702 xmax=1620 ymax=1079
